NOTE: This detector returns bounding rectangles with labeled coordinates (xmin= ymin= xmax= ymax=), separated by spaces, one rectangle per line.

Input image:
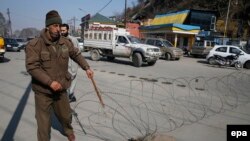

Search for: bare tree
xmin=0 ymin=12 xmax=7 ymax=36
xmin=19 ymin=28 xmax=40 ymax=38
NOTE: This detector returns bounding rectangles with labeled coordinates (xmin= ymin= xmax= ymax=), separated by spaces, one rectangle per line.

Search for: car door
xmin=155 ymin=40 xmax=164 ymax=50
xmin=214 ymin=46 xmax=228 ymax=57
xmin=229 ymin=46 xmax=245 ymax=62
xmin=113 ymin=35 xmax=131 ymax=57
xmin=229 ymin=46 xmax=241 ymax=55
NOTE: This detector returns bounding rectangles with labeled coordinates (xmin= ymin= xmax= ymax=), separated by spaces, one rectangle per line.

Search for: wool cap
xmin=45 ymin=10 xmax=62 ymax=27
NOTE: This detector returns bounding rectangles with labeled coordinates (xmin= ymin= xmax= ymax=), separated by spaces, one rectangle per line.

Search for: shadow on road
xmin=85 ymin=56 xmax=152 ymax=67
xmin=51 ymin=110 xmax=65 ymax=136
xmin=1 ymin=81 xmax=32 ymax=141
xmin=0 ymin=57 xmax=10 ymax=63
xmin=197 ymin=60 xmax=208 ymax=64
xmin=0 ymin=81 xmax=67 ymax=141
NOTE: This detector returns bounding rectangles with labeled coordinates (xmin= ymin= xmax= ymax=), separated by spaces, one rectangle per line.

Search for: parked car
xmin=0 ymin=36 xmax=5 ymax=60
xmin=206 ymin=45 xmax=250 ymax=69
xmin=4 ymin=38 xmax=20 ymax=52
xmin=16 ymin=38 xmax=27 ymax=50
xmin=76 ymin=37 xmax=84 ymax=52
xmin=144 ymin=38 xmax=183 ymax=60
xmin=190 ymin=39 xmax=215 ymax=57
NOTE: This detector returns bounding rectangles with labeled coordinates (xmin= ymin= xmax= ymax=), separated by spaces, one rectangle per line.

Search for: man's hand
xmin=86 ymin=69 xmax=94 ymax=79
xmin=50 ymin=81 xmax=62 ymax=91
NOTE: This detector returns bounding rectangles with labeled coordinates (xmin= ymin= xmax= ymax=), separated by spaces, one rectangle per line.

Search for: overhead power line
xmin=96 ymin=0 xmax=112 ymax=14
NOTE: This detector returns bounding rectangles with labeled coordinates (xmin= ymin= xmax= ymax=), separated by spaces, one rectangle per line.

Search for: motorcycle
xmin=212 ymin=53 xmax=242 ymax=69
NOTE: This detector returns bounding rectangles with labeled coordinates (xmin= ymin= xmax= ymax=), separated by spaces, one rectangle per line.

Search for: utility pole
xmin=124 ymin=0 xmax=127 ymax=29
xmin=7 ymin=8 xmax=12 ymax=37
xmin=68 ymin=17 xmax=78 ymax=36
xmin=223 ymin=0 xmax=231 ymax=44
xmin=72 ymin=16 xmax=76 ymax=34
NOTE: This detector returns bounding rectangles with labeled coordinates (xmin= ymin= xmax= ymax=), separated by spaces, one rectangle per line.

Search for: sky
xmin=0 ymin=0 xmax=138 ymax=31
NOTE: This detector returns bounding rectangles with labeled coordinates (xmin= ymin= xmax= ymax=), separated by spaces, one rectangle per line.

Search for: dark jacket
xmin=25 ymin=29 xmax=89 ymax=94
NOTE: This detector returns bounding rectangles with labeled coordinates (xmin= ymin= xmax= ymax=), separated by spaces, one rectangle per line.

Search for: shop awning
xmin=139 ymin=23 xmax=200 ymax=35
xmin=151 ymin=10 xmax=190 ymax=25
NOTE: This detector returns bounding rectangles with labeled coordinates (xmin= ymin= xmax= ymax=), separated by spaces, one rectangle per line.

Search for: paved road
xmin=0 ymin=51 xmax=250 ymax=141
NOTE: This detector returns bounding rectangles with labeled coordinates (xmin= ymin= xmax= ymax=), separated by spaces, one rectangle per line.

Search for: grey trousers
xmin=67 ymin=74 xmax=77 ymax=97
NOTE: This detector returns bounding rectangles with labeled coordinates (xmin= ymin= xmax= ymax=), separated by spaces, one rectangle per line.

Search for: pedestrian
xmin=60 ymin=23 xmax=79 ymax=103
xmin=25 ymin=10 xmax=94 ymax=141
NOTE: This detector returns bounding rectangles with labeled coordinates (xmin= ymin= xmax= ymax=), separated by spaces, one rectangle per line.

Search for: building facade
xmin=139 ymin=9 xmax=217 ymax=50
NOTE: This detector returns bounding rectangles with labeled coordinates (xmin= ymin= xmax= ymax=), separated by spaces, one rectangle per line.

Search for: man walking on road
xmin=25 ymin=10 xmax=94 ymax=141
xmin=60 ymin=23 xmax=79 ymax=103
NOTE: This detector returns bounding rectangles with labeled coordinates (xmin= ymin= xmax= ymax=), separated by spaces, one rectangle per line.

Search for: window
xmin=229 ymin=47 xmax=241 ymax=54
xmin=104 ymin=33 xmax=107 ymax=40
xmin=146 ymin=39 xmax=155 ymax=45
xmin=84 ymin=34 xmax=88 ymax=39
xmin=117 ymin=36 xmax=128 ymax=44
xmin=16 ymin=38 xmax=26 ymax=42
xmin=215 ymin=47 xmax=227 ymax=52
xmin=94 ymin=33 xmax=97 ymax=39
xmin=89 ymin=33 xmax=92 ymax=39
xmin=5 ymin=38 xmax=18 ymax=44
xmin=127 ymin=36 xmax=141 ymax=44
xmin=155 ymin=40 xmax=163 ymax=47
xmin=207 ymin=41 xmax=211 ymax=46
xmin=108 ymin=34 xmax=112 ymax=40
xmin=77 ymin=38 xmax=83 ymax=43
xmin=163 ymin=40 xmax=173 ymax=47
xmin=194 ymin=41 xmax=204 ymax=47
xmin=99 ymin=33 xmax=102 ymax=40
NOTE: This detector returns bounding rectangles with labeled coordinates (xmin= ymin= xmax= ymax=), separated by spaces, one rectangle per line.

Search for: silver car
xmin=144 ymin=38 xmax=183 ymax=60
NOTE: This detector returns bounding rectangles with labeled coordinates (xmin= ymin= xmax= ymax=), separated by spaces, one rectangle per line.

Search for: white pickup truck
xmin=83 ymin=27 xmax=161 ymax=67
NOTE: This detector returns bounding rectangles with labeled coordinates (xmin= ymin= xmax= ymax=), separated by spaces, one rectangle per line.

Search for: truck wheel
xmin=90 ymin=50 xmax=100 ymax=61
xmin=165 ymin=53 xmax=171 ymax=60
xmin=132 ymin=53 xmax=142 ymax=67
xmin=107 ymin=56 xmax=115 ymax=61
xmin=148 ymin=60 xmax=156 ymax=66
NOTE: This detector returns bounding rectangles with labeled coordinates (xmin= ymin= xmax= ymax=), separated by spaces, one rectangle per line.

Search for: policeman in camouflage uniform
xmin=25 ymin=10 xmax=94 ymax=141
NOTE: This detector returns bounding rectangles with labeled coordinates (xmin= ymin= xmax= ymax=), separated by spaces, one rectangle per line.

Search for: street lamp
xmin=124 ymin=0 xmax=127 ymax=28
xmin=79 ymin=8 xmax=87 ymax=14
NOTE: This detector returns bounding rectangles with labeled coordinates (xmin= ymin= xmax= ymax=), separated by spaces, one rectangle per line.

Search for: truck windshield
xmin=127 ymin=36 xmax=142 ymax=44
